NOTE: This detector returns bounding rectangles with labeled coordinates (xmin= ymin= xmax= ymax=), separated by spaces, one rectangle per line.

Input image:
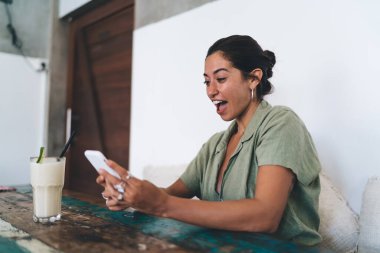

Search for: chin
xmin=220 ymin=114 xmax=234 ymax=122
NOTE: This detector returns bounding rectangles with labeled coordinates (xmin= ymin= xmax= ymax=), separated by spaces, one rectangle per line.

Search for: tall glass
xmin=30 ymin=157 xmax=65 ymax=223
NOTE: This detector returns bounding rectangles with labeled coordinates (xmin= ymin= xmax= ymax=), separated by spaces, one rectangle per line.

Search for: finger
xmin=106 ymin=160 xmax=132 ymax=181
xmin=122 ymin=177 xmax=143 ymax=191
xmin=106 ymin=197 xmax=129 ymax=211
xmin=96 ymin=175 xmax=106 ymax=186
xmin=104 ymin=178 xmax=122 ymax=199
xmin=101 ymin=192 xmax=108 ymax=200
xmin=101 ymin=191 xmax=110 ymax=199
xmin=99 ymin=169 xmax=122 ymax=186
xmin=109 ymin=205 xmax=127 ymax=211
xmin=102 ymin=186 xmax=115 ymax=198
xmin=106 ymin=197 xmax=120 ymax=207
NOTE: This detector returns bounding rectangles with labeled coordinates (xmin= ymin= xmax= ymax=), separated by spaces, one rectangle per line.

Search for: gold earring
xmin=251 ymin=88 xmax=255 ymax=100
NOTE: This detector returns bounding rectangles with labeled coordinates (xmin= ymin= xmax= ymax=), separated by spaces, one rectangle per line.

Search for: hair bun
xmin=263 ymin=50 xmax=276 ymax=67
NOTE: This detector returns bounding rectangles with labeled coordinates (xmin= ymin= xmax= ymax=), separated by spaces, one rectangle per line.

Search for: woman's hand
xmin=96 ymin=170 xmax=129 ymax=211
xmin=97 ymin=160 xmax=169 ymax=216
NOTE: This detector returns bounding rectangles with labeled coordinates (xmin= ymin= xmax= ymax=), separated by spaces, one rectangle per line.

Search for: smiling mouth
xmin=213 ymin=100 xmax=228 ymax=111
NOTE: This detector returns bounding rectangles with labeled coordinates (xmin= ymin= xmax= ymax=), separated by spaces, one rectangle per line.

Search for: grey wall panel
xmin=135 ymin=0 xmax=216 ymax=29
xmin=0 ymin=0 xmax=53 ymax=58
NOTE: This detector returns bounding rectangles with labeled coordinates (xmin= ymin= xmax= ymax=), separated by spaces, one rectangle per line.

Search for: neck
xmin=235 ymin=99 xmax=261 ymax=135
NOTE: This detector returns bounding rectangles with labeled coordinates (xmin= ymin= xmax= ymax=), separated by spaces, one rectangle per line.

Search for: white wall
xmin=0 ymin=52 xmax=48 ymax=185
xmin=131 ymin=0 xmax=380 ymax=213
xmin=59 ymin=0 xmax=91 ymax=18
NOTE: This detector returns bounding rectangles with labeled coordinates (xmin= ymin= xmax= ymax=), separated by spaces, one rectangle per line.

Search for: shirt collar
xmin=241 ymin=100 xmax=272 ymax=143
xmin=215 ymin=100 xmax=272 ymax=154
xmin=215 ymin=121 xmax=237 ymax=154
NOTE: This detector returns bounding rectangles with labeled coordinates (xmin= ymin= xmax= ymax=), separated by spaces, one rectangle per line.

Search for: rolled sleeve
xmin=256 ymin=109 xmax=321 ymax=185
xmin=180 ymin=142 xmax=209 ymax=198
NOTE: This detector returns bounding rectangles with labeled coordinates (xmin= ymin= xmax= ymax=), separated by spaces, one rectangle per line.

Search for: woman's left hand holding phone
xmin=96 ymin=161 xmax=129 ymax=211
xmin=97 ymin=160 xmax=169 ymax=216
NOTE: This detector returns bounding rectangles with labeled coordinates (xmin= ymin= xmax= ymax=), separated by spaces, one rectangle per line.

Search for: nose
xmin=207 ymin=81 xmax=218 ymax=98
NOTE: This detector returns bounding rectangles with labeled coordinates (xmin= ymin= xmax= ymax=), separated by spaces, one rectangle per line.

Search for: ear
xmin=248 ymin=68 xmax=263 ymax=90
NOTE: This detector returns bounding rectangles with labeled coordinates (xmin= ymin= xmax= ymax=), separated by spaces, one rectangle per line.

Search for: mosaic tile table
xmin=0 ymin=186 xmax=333 ymax=253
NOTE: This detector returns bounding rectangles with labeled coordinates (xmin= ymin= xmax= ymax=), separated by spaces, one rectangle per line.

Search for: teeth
xmin=213 ymin=100 xmax=224 ymax=105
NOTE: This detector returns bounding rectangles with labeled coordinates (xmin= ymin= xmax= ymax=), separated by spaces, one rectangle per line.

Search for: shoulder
xmin=261 ymin=105 xmax=304 ymax=129
xmin=268 ymin=105 xmax=300 ymax=120
xmin=255 ymin=104 xmax=309 ymax=141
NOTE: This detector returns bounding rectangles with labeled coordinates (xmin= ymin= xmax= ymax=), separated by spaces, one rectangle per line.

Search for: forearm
xmin=160 ymin=196 xmax=280 ymax=233
xmin=162 ymin=179 xmax=195 ymax=199
xmin=161 ymin=187 xmax=183 ymax=197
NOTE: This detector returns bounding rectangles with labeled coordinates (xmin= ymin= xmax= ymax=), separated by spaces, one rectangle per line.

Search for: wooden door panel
xmin=85 ymin=8 xmax=133 ymax=45
xmin=89 ymin=33 xmax=132 ymax=61
xmin=91 ymin=52 xmax=131 ymax=75
xmin=94 ymin=71 xmax=131 ymax=90
xmin=68 ymin=31 xmax=104 ymax=194
xmin=66 ymin=0 xmax=134 ymax=195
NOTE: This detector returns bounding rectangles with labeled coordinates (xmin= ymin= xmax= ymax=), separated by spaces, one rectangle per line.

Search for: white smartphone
xmin=84 ymin=150 xmax=121 ymax=179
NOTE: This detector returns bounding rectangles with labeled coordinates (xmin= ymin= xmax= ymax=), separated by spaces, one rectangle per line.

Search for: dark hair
xmin=206 ymin=35 xmax=276 ymax=100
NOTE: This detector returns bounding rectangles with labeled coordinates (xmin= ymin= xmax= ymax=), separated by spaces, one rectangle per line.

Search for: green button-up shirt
xmin=180 ymin=100 xmax=322 ymax=246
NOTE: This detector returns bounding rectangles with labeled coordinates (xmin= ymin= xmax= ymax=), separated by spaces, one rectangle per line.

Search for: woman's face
xmin=204 ymin=51 xmax=252 ymax=122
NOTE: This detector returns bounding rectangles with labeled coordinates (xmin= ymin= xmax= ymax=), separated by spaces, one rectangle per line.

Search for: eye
xmin=203 ymin=80 xmax=210 ymax=86
xmin=217 ymin=77 xmax=227 ymax=83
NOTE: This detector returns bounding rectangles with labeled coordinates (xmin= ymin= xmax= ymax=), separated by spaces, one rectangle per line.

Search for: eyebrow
xmin=203 ymin=68 xmax=229 ymax=77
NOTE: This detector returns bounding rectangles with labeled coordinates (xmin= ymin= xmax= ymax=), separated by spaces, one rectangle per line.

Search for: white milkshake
xmin=30 ymin=157 xmax=65 ymax=223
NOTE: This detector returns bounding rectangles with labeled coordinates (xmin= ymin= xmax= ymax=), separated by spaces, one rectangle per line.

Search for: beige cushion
xmin=358 ymin=177 xmax=380 ymax=253
xmin=319 ymin=173 xmax=359 ymax=253
xmin=143 ymin=164 xmax=187 ymax=188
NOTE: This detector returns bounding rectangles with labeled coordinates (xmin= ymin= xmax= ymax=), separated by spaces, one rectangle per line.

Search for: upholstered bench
xmin=143 ymin=165 xmax=380 ymax=253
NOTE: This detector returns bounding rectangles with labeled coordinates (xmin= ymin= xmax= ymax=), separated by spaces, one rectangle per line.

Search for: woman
xmin=97 ymin=35 xmax=322 ymax=246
